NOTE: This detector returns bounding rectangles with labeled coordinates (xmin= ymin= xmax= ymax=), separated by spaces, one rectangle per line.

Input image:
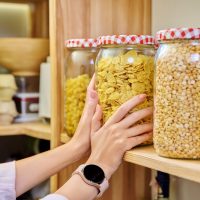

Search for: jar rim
xmin=157 ymin=39 xmax=199 ymax=45
xmin=98 ymin=35 xmax=155 ymax=45
xmin=156 ymin=27 xmax=200 ymax=41
xmin=65 ymin=38 xmax=99 ymax=48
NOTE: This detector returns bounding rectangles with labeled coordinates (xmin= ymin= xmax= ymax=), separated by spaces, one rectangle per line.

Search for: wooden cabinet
xmin=0 ymin=0 xmax=49 ymax=38
xmin=0 ymin=0 xmax=50 ymax=139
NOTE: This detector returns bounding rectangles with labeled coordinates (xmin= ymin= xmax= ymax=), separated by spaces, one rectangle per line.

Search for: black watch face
xmin=83 ymin=164 xmax=105 ymax=184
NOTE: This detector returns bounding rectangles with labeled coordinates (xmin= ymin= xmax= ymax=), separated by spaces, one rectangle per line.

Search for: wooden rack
xmin=0 ymin=122 xmax=51 ymax=140
xmin=124 ymin=146 xmax=200 ymax=184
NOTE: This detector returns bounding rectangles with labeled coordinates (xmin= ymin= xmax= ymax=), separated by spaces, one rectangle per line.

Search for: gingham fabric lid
xmin=99 ymin=35 xmax=155 ymax=45
xmin=65 ymin=38 xmax=99 ymax=48
xmin=156 ymin=28 xmax=200 ymax=41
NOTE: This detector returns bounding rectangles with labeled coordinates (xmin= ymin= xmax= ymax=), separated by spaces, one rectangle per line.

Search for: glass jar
xmin=154 ymin=28 xmax=200 ymax=159
xmin=64 ymin=39 xmax=98 ymax=137
xmin=96 ymin=35 xmax=155 ymax=144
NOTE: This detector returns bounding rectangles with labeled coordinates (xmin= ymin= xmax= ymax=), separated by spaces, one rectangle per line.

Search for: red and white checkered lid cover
xmin=156 ymin=28 xmax=200 ymax=41
xmin=99 ymin=35 xmax=155 ymax=45
xmin=65 ymin=38 xmax=99 ymax=48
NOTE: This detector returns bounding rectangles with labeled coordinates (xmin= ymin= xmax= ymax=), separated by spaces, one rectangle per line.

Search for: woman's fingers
xmin=104 ymin=94 xmax=147 ymax=127
xmin=84 ymin=74 xmax=98 ymax=115
xmin=91 ymin=104 xmax=103 ymax=133
xmin=119 ymin=107 xmax=153 ymax=128
xmin=79 ymin=75 xmax=98 ymax=123
xmin=87 ymin=74 xmax=96 ymax=90
xmin=126 ymin=123 xmax=153 ymax=138
xmin=82 ymin=90 xmax=98 ymax=117
xmin=126 ymin=132 xmax=153 ymax=150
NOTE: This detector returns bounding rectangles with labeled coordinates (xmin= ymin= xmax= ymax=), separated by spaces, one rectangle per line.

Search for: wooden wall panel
xmin=90 ymin=0 xmax=113 ymax=37
xmin=33 ymin=0 xmax=49 ymax=38
xmin=61 ymin=0 xmax=91 ymax=39
xmin=50 ymin=0 xmax=152 ymax=199
xmin=60 ymin=0 xmax=151 ymax=39
xmin=90 ymin=0 xmax=151 ymax=37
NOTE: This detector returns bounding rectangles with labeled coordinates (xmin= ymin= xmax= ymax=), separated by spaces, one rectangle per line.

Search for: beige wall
xmin=152 ymin=0 xmax=200 ymax=35
xmin=152 ymin=0 xmax=200 ymax=199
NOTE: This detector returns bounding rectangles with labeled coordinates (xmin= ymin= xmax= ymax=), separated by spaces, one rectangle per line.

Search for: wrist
xmin=67 ymin=139 xmax=88 ymax=161
xmin=72 ymin=164 xmax=109 ymax=198
xmin=62 ymin=140 xmax=83 ymax=163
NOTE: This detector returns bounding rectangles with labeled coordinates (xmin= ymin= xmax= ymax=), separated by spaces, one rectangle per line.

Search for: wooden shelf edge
xmin=60 ymin=133 xmax=71 ymax=143
xmin=124 ymin=146 xmax=200 ymax=183
xmin=0 ymin=122 xmax=51 ymax=140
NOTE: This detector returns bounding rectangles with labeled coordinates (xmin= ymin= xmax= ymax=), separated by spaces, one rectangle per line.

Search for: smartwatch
xmin=72 ymin=164 xmax=109 ymax=198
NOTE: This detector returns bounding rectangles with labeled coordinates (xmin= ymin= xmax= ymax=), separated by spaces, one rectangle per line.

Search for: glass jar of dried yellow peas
xmin=154 ymin=28 xmax=200 ymax=159
xmin=64 ymin=39 xmax=99 ymax=137
xmin=96 ymin=35 xmax=155 ymax=144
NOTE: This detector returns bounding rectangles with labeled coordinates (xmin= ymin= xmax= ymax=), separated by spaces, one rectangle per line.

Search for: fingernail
xmin=139 ymin=94 xmax=147 ymax=99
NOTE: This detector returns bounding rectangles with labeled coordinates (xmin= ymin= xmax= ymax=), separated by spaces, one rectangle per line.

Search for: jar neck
xmin=159 ymin=39 xmax=199 ymax=44
xmin=102 ymin=44 xmax=155 ymax=49
xmin=67 ymin=47 xmax=98 ymax=51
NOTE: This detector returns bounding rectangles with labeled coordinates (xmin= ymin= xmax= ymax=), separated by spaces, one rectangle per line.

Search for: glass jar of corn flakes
xmin=64 ymin=39 xmax=98 ymax=137
xmin=154 ymin=28 xmax=200 ymax=159
xmin=96 ymin=35 xmax=155 ymax=144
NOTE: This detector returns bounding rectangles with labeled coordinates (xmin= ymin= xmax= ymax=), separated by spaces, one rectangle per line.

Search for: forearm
xmin=16 ymin=140 xmax=82 ymax=197
xmin=55 ymin=174 xmax=98 ymax=200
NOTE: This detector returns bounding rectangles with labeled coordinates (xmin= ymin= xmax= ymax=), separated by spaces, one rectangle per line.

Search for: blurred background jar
xmin=14 ymin=75 xmax=40 ymax=123
xmin=154 ymin=28 xmax=200 ymax=159
xmin=96 ymin=35 xmax=155 ymax=144
xmin=64 ymin=38 xmax=99 ymax=137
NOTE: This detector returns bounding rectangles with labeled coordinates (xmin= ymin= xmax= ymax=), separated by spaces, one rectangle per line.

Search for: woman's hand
xmin=87 ymin=94 xmax=153 ymax=179
xmin=69 ymin=75 xmax=98 ymax=160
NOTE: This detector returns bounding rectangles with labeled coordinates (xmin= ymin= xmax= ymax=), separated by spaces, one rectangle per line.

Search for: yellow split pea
xmin=154 ymin=41 xmax=200 ymax=158
xmin=96 ymin=50 xmax=154 ymax=143
xmin=64 ymin=74 xmax=90 ymax=136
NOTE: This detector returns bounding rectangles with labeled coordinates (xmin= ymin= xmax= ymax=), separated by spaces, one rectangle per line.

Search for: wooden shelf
xmin=0 ymin=122 xmax=51 ymax=140
xmin=61 ymin=135 xmax=200 ymax=183
xmin=60 ymin=133 xmax=71 ymax=143
xmin=124 ymin=145 xmax=200 ymax=183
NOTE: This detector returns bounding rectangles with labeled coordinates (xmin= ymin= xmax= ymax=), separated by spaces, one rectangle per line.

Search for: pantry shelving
xmin=60 ymin=134 xmax=200 ymax=184
xmin=0 ymin=0 xmax=50 ymax=140
xmin=0 ymin=122 xmax=51 ymax=140
xmin=124 ymin=146 xmax=200 ymax=183
xmin=1 ymin=0 xmax=199 ymax=199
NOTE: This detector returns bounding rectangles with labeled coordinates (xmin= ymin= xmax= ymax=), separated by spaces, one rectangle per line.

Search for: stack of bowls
xmin=0 ymin=73 xmax=18 ymax=125
xmin=0 ymin=38 xmax=49 ymax=123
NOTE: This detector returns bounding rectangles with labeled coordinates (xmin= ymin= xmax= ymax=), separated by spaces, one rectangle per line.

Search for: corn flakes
xmin=64 ymin=74 xmax=90 ymax=136
xmin=96 ymin=49 xmax=154 ymax=143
